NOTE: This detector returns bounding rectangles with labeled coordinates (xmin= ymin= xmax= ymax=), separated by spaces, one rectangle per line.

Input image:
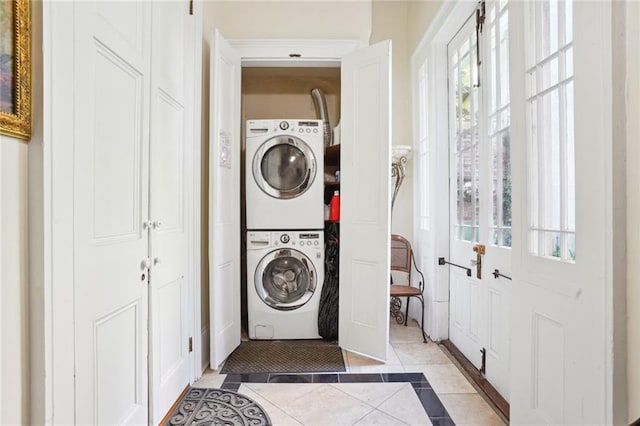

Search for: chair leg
xmin=419 ymin=296 xmax=427 ymax=343
xmin=403 ymin=297 xmax=410 ymax=326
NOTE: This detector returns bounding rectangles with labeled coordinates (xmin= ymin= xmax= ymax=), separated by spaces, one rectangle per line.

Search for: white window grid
xmin=450 ymin=32 xmax=481 ymax=243
xmin=525 ymin=0 xmax=575 ymax=261
xmin=486 ymin=0 xmax=512 ymax=248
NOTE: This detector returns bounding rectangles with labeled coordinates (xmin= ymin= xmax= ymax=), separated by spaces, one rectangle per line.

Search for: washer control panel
xmin=273 ymin=232 xmax=322 ymax=249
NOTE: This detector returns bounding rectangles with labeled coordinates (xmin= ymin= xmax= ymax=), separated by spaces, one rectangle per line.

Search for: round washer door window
xmin=255 ymin=249 xmax=317 ymax=311
xmin=253 ymin=136 xmax=317 ymax=199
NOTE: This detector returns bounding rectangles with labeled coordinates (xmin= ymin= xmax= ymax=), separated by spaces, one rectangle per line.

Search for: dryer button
xmin=314 ymin=241 xmax=319 ymax=246
xmin=313 ymin=128 xmax=318 ymax=133
xmin=299 ymin=128 xmax=303 ymax=133
xmin=306 ymin=241 xmax=312 ymax=246
xmin=279 ymin=121 xmax=289 ymax=130
xmin=306 ymin=128 xmax=311 ymax=133
xmin=299 ymin=241 xmax=304 ymax=246
xmin=280 ymin=234 xmax=290 ymax=244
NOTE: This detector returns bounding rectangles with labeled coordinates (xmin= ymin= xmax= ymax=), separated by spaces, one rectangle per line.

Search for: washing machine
xmin=246 ymin=230 xmax=325 ymax=339
xmin=245 ymin=119 xmax=324 ymax=230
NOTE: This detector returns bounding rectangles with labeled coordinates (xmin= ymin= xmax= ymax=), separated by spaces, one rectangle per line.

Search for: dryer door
xmin=252 ymin=136 xmax=317 ymax=199
xmin=255 ymin=248 xmax=317 ymax=310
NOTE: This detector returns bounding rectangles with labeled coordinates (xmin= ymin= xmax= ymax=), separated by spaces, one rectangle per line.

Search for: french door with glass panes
xmin=447 ymin=0 xmax=512 ymax=400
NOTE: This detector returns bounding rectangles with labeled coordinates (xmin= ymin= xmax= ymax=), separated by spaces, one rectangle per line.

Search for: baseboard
xmin=200 ymin=325 xmax=210 ymax=374
xmin=440 ymin=340 xmax=509 ymax=422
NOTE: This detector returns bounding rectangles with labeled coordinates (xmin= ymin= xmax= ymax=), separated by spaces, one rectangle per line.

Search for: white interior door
xmin=149 ymin=2 xmax=194 ymax=421
xmin=508 ymin=1 xmax=612 ymax=423
xmin=447 ymin=2 xmax=512 ymax=400
xmin=73 ymin=2 xmax=151 ymax=424
xmin=339 ymin=40 xmax=392 ymax=362
xmin=209 ymin=29 xmax=242 ymax=369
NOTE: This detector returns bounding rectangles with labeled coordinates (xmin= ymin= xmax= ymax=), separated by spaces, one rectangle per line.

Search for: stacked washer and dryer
xmin=245 ymin=119 xmax=325 ymax=340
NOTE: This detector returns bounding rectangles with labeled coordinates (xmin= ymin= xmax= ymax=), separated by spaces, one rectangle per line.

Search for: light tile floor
xmin=194 ymin=320 xmax=505 ymax=425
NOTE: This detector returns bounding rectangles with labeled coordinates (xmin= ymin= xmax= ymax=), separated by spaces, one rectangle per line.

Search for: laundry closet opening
xmin=240 ymin=66 xmax=342 ymax=337
xmin=209 ymin=34 xmax=392 ymax=369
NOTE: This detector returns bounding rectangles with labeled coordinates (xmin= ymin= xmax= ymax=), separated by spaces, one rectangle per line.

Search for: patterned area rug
xmin=220 ymin=340 xmax=345 ymax=374
xmin=165 ymin=388 xmax=271 ymax=425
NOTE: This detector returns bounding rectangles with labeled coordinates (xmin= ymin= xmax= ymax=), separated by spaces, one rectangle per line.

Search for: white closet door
xmin=209 ymin=29 xmax=242 ymax=368
xmin=149 ymin=1 xmax=195 ymax=422
xmin=339 ymin=40 xmax=392 ymax=361
xmin=73 ymin=2 xmax=151 ymax=424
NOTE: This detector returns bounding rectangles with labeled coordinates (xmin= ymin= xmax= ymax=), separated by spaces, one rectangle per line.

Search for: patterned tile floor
xmin=194 ymin=320 xmax=505 ymax=425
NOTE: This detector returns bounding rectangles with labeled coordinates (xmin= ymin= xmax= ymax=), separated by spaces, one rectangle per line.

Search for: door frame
xmin=411 ymin=0 xmax=477 ymax=341
xmin=42 ymin=1 xmax=203 ymax=422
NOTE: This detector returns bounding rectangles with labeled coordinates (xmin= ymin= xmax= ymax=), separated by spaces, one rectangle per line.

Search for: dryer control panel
xmin=247 ymin=231 xmax=323 ymax=251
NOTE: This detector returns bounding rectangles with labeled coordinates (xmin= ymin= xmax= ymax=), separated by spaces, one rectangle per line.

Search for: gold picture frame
xmin=0 ymin=0 xmax=31 ymax=140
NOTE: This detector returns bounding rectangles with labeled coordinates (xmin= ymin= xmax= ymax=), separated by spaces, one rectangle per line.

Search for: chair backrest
xmin=391 ymin=234 xmax=412 ymax=274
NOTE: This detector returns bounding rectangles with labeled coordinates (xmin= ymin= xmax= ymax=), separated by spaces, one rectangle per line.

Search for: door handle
xmin=472 ymin=244 xmax=485 ymax=279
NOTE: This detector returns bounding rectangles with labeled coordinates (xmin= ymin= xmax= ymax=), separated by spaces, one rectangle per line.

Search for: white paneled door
xmin=339 ymin=40 xmax=392 ymax=362
xmin=73 ymin=2 xmax=151 ymax=424
xmin=209 ymin=30 xmax=242 ymax=369
xmin=509 ymin=1 xmax=612 ymax=423
xmin=149 ymin=2 xmax=195 ymax=422
xmin=71 ymin=1 xmax=195 ymax=424
xmin=447 ymin=1 xmax=512 ymax=400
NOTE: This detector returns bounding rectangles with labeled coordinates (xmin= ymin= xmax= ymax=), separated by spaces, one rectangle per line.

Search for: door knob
xmin=152 ymin=221 xmax=162 ymax=229
xmin=141 ymin=258 xmax=151 ymax=270
xmin=153 ymin=257 xmax=160 ymax=266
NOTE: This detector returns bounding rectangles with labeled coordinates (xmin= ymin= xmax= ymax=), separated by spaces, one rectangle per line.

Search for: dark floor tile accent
xmin=411 ymin=381 xmax=433 ymax=389
xmin=220 ymin=382 xmax=240 ymax=391
xmin=313 ymin=374 xmax=339 ymax=383
xmin=382 ymin=372 xmax=430 ymax=385
xmin=268 ymin=374 xmax=313 ymax=383
xmin=338 ymin=373 xmax=383 ymax=383
xmin=429 ymin=417 xmax=456 ymax=426
xmin=414 ymin=387 xmax=449 ymax=418
xmin=223 ymin=373 xmax=270 ymax=383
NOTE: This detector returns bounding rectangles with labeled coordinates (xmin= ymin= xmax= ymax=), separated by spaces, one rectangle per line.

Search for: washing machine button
xmin=280 ymin=234 xmax=290 ymax=244
xmin=279 ymin=121 xmax=289 ymax=130
xmin=298 ymin=128 xmax=303 ymax=133
xmin=313 ymin=128 xmax=318 ymax=133
xmin=306 ymin=241 xmax=312 ymax=246
xmin=314 ymin=241 xmax=319 ymax=246
xmin=305 ymin=128 xmax=311 ymax=133
xmin=299 ymin=241 xmax=304 ymax=246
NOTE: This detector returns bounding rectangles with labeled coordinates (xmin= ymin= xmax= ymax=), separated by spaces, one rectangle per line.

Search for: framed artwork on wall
xmin=0 ymin=0 xmax=30 ymax=140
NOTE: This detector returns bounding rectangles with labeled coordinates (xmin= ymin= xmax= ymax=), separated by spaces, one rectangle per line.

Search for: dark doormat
xmin=220 ymin=340 xmax=346 ymax=374
xmin=164 ymin=388 xmax=271 ymax=426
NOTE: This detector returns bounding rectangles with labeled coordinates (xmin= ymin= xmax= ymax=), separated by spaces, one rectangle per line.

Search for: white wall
xmin=370 ymin=1 xmax=413 ymax=239
xmin=205 ymin=1 xmax=372 ymax=43
xmin=0 ymin=135 xmax=29 ymax=426
xmin=0 ymin=1 xmax=42 ymax=424
xmin=626 ymin=2 xmax=640 ymax=422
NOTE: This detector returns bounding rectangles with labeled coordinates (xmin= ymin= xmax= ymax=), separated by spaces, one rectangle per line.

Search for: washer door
xmin=255 ymin=248 xmax=317 ymax=311
xmin=252 ymin=136 xmax=317 ymax=199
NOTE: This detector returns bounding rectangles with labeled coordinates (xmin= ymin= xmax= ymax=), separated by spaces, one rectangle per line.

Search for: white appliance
xmin=247 ymin=230 xmax=325 ymax=339
xmin=245 ymin=119 xmax=324 ymax=230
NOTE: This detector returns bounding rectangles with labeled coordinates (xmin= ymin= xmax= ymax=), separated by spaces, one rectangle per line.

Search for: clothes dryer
xmin=245 ymin=119 xmax=324 ymax=230
xmin=246 ymin=230 xmax=324 ymax=339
